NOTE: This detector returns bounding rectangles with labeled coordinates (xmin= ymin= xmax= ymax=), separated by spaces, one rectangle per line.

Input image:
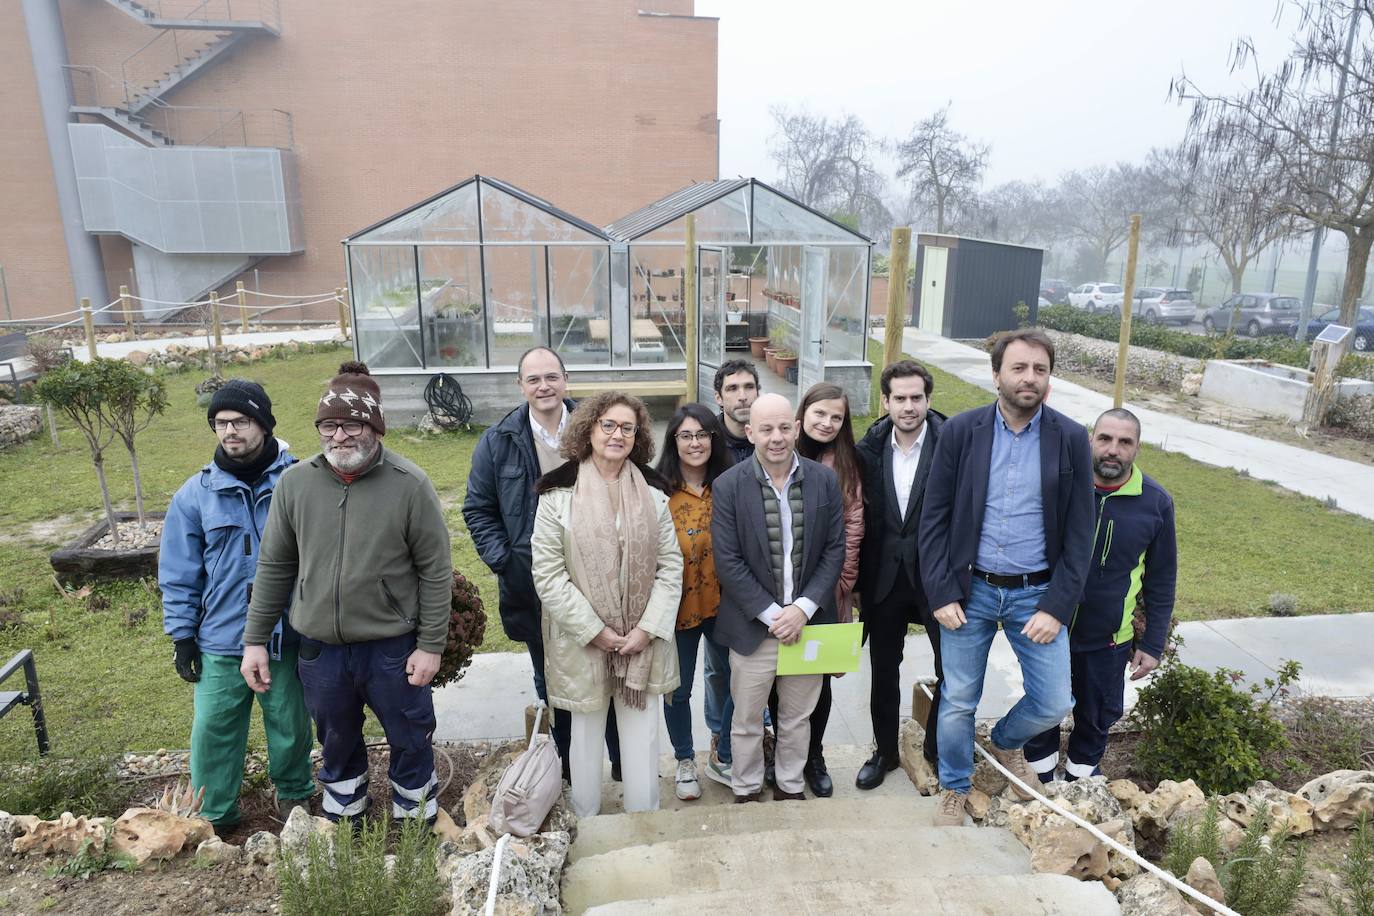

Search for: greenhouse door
xmin=696 ymin=246 xmax=727 ymax=404
xmin=798 ymin=246 xmax=827 ymax=394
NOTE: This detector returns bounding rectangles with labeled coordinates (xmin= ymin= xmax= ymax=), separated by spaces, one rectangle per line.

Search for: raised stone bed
xmin=0 ymin=406 xmax=42 ymax=451
xmin=1200 ymin=358 xmax=1374 ymax=421
xmin=50 ymin=511 xmax=164 ymax=582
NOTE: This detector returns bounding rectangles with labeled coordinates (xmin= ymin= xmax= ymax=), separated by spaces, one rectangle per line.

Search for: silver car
xmin=1202 ymin=293 xmax=1302 ymax=337
xmin=1132 ymin=288 xmax=1196 ymax=326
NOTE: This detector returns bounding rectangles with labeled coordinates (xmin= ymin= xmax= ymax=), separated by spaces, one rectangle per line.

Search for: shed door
xmin=696 ymin=246 xmax=726 ymax=404
xmin=799 ymin=246 xmax=827 ymax=394
xmin=919 ymin=246 xmax=948 ymax=335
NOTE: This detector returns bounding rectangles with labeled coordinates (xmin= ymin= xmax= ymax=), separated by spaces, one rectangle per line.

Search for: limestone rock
xmin=244 ymin=830 xmax=279 ymax=866
xmin=539 ymin=787 xmax=577 ymax=839
xmin=897 ymin=718 xmax=939 ymax=795
xmin=110 ymin=808 xmax=214 ymax=868
xmin=279 ymin=806 xmax=337 ymax=857
xmin=1185 ymin=857 xmax=1226 ymax=911
xmin=966 ymin=788 xmax=991 ymax=822
xmin=1005 ymin=779 xmax=1138 ymax=882
xmin=1181 ymin=372 xmax=1204 ymax=396
xmin=126 ymin=349 xmax=149 ymax=367
xmin=195 ymin=836 xmax=242 ymax=866
xmin=462 ymin=748 xmax=521 ymax=825
xmin=0 ymin=406 xmax=43 ymax=451
xmin=452 ymin=814 xmax=498 ymax=855
xmin=1221 ymin=781 xmax=1314 ymax=838
xmin=449 ymin=831 xmax=569 ymax=916
xmin=1134 ymin=779 xmax=1205 ymax=842
xmin=0 ymin=811 xmax=24 ymax=854
xmin=1109 ymin=779 xmax=1146 ymax=813
xmin=971 ymin=755 xmax=1008 ymax=798
xmin=12 ymin=812 xmax=109 ymax=857
xmin=1117 ymin=874 xmax=1202 ymax=916
xmin=433 ymin=808 xmax=464 ymax=844
xmin=1027 ymin=818 xmax=1110 ymax=881
xmin=1298 ymin=769 xmax=1374 ymax=831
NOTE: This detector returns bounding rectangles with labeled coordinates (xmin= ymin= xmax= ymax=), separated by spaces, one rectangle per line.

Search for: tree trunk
xmin=92 ymin=452 xmax=120 ymax=549
xmin=1300 ymin=230 xmax=1372 ymax=428
xmin=1225 ymin=258 xmax=1245 ymax=294
xmin=126 ymin=442 xmax=146 ymax=528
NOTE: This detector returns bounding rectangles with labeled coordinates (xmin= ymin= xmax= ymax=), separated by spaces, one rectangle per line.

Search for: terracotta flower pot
xmin=774 ymin=354 xmax=798 ymax=375
xmin=764 ymin=348 xmax=779 ymax=373
xmin=748 ymin=337 xmax=769 ymax=359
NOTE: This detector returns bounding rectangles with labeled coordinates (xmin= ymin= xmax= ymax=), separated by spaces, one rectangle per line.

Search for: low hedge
xmin=1037 ymin=305 xmax=1312 ymax=368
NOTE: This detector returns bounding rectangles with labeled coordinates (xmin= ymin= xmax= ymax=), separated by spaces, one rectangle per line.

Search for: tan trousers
xmin=729 ymin=638 xmax=822 ymax=795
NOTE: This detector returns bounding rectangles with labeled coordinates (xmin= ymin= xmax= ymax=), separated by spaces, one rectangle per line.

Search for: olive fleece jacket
xmin=245 ymin=446 xmax=453 ymax=654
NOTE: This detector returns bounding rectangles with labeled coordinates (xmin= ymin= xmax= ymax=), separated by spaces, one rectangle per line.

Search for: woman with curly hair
xmin=531 ymin=391 xmax=683 ymax=816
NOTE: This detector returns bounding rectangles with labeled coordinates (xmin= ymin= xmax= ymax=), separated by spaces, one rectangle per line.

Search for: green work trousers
xmin=191 ymin=650 xmax=315 ymax=825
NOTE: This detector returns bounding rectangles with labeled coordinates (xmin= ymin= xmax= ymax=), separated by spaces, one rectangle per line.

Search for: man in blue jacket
xmin=918 ymin=329 xmax=1093 ymax=826
xmin=462 ymin=347 xmax=618 ymax=776
xmin=159 ymin=380 xmax=314 ymax=830
xmin=1022 ymin=408 xmax=1176 ymax=782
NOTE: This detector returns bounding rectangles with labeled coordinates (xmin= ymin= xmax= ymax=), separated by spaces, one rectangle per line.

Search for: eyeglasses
xmin=316 ymin=420 xmax=365 ymax=436
xmin=598 ymin=419 xmax=638 ymax=437
xmin=675 ymin=430 xmax=714 ymax=443
xmin=521 ymin=373 xmax=565 ymax=387
xmin=212 ymin=417 xmax=255 ymax=432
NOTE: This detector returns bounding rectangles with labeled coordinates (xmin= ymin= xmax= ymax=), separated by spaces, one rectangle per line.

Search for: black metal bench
xmin=0 ymin=331 xmax=26 ymax=396
xmin=0 ymin=650 xmax=49 ymax=756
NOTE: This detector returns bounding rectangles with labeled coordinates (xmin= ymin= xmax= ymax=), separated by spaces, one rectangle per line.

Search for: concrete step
xmin=570 ymin=794 xmax=937 ymax=861
xmin=581 ymin=874 xmax=1120 ymax=916
xmin=561 ymin=826 xmax=1032 ymax=914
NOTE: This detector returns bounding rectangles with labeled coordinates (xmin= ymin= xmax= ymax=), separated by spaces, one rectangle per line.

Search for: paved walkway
xmin=879 ymin=327 xmax=1374 ymax=521
xmin=432 ymin=612 xmax=1374 ymax=746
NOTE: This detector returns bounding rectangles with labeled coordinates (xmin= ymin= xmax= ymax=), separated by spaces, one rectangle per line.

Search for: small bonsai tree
xmin=106 ymin=363 xmax=167 ymax=528
xmin=34 ymin=359 xmax=124 ymax=546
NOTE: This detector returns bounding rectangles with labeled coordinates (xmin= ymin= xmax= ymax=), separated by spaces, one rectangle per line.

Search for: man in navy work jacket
xmin=1022 ymin=407 xmax=1176 ymax=782
xmin=918 ymin=328 xmax=1094 ymax=827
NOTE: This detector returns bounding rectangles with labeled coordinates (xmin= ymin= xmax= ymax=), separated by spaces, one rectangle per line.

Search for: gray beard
xmin=325 ymin=441 xmax=377 ymax=473
xmin=1094 ymin=458 xmax=1129 ymax=481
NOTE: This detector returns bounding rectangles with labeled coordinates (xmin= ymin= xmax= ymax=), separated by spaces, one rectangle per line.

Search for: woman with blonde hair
xmin=531 ymin=391 xmax=683 ymax=816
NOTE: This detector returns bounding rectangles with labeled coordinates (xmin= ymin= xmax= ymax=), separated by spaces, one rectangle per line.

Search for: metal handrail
xmin=138 ymin=0 xmax=281 ymax=30
xmin=0 ymin=649 xmax=49 ymax=756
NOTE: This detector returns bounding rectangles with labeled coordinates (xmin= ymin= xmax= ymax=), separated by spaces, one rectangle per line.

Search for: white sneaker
xmin=704 ymin=750 xmax=732 ymax=787
xmin=675 ymin=759 xmax=702 ymax=801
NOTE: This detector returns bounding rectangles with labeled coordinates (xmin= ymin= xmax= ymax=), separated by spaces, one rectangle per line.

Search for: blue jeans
xmin=936 ymin=577 xmax=1072 ymax=794
xmin=663 ymin=617 xmax=733 ymax=763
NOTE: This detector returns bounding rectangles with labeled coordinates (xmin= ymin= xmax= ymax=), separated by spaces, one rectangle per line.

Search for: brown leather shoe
xmin=772 ymin=787 xmax=806 ymax=801
xmin=988 ymin=743 xmax=1038 ymax=801
xmin=733 ymin=791 xmax=762 ymax=804
xmin=932 ymin=789 xmax=969 ymax=827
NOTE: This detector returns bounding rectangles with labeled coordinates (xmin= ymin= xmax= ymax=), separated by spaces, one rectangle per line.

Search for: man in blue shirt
xmin=918 ymin=329 xmax=1094 ymax=826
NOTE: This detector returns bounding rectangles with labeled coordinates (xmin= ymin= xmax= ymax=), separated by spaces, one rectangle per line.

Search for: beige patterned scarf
xmin=567 ymin=459 xmax=659 ymax=709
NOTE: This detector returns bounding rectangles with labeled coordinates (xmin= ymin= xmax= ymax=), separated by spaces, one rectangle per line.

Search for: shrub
xmin=432 ymin=571 xmax=487 ymax=689
xmin=1164 ymin=798 xmax=1223 ymax=878
xmin=1277 ymin=697 xmax=1374 ymax=782
xmin=1328 ymin=814 xmax=1374 ymax=916
xmin=1337 ymin=353 xmax=1374 ymax=381
xmin=0 ymin=756 xmax=133 ymax=819
xmin=1268 ymin=593 xmax=1298 ymax=617
xmin=1166 ymin=805 xmax=1306 ymax=916
xmin=1130 ymin=643 xmax=1300 ymax=794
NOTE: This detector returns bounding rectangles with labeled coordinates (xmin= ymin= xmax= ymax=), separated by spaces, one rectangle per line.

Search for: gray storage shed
xmin=911 ymin=234 xmax=1043 ymax=339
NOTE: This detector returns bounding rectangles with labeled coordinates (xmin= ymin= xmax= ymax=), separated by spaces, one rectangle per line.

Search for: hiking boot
xmin=988 ymin=743 xmax=1038 ymax=801
xmin=933 ymin=789 xmax=969 ymax=827
xmin=704 ymin=750 xmax=732 ymax=787
xmin=675 ymin=759 xmax=702 ymax=801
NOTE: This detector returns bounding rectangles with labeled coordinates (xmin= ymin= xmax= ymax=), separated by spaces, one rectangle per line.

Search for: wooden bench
xmin=566 ymin=378 xmax=689 ymax=407
xmin=0 ymin=650 xmax=49 ymax=756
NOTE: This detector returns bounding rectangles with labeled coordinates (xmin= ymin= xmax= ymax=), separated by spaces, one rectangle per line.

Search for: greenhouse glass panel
xmin=352 ymin=182 xmax=480 ymax=244
xmin=752 ymin=185 xmax=866 ymax=245
xmin=418 ymin=246 xmax=485 ymax=368
xmin=549 ymin=246 xmax=611 ymax=366
xmin=628 ymin=246 xmax=686 ymax=365
xmin=480 ymin=183 xmax=604 ymax=243
xmin=631 ymin=188 xmax=751 ymax=245
xmin=484 ymin=246 xmax=548 ymax=368
xmin=825 ymin=247 xmax=869 ymax=362
xmin=350 ymin=245 xmax=424 ymax=368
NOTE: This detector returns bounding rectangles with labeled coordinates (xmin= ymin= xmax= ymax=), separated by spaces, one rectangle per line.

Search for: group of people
xmin=160 ymin=326 xmax=1177 ymax=834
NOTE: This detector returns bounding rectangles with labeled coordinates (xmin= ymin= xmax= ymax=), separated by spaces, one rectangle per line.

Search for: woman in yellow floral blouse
xmin=655 ymin=404 xmax=736 ymax=801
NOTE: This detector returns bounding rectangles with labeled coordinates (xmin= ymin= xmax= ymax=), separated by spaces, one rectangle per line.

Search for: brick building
xmin=1 ymin=0 xmax=719 ymax=321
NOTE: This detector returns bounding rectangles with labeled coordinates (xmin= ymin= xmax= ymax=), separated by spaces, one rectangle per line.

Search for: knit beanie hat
xmin=207 ymin=379 xmax=275 ymax=434
xmin=316 ymin=360 xmax=386 ymax=434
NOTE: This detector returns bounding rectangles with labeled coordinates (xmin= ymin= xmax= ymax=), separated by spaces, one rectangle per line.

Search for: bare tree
xmin=767 ymin=106 xmax=890 ymax=235
xmin=1150 ymin=146 xmax=1298 ymax=294
xmin=963 ymin=179 xmax=1061 ymax=246
xmin=893 ymin=104 xmax=989 ymax=233
xmin=1056 ymin=163 xmax=1164 ymax=279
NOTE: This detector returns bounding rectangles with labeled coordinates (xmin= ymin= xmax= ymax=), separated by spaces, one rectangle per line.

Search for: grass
xmin=2 ymin=343 xmax=1372 ymax=764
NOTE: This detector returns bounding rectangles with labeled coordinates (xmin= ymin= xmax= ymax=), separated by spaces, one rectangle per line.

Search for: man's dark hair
xmin=712 ymin=359 xmax=759 ymax=395
xmin=880 ymin=359 xmax=934 ymax=397
xmin=1095 ymin=407 xmax=1141 ymax=438
xmin=990 ymin=328 xmax=1056 ymax=373
xmin=516 ymin=346 xmax=567 ymax=376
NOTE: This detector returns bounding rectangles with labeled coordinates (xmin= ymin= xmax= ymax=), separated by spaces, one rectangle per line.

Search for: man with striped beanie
xmin=241 ymin=361 xmax=453 ymax=824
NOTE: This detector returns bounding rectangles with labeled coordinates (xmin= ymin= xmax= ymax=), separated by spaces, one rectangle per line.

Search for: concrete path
xmin=74 ymin=327 xmax=342 ymax=362
xmin=878 ymin=326 xmax=1374 ymax=521
xmin=432 ymin=612 xmax=1374 ymax=746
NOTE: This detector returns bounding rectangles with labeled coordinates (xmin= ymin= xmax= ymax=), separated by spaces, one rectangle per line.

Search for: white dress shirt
xmin=529 ymin=404 xmax=568 ymax=452
xmin=892 ymin=422 xmax=927 ymax=520
xmin=756 ymin=454 xmax=820 ymax=626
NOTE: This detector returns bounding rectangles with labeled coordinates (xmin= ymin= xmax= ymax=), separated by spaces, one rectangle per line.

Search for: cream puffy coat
xmin=530 ymin=484 xmax=683 ymax=714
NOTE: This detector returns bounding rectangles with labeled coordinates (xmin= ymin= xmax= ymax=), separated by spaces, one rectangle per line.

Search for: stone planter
xmin=748 ymin=337 xmax=769 ymax=359
xmin=50 ymin=511 xmax=164 ymax=582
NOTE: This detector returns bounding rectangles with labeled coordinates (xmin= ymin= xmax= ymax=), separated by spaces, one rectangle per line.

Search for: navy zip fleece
xmin=1068 ymin=466 xmax=1177 ymax=659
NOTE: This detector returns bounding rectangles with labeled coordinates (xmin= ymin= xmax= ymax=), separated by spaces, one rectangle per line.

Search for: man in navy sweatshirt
xmin=1022 ymin=407 xmax=1177 ymax=782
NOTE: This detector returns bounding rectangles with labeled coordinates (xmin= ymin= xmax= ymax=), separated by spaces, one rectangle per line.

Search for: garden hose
xmin=424 ymin=373 xmax=474 ymax=430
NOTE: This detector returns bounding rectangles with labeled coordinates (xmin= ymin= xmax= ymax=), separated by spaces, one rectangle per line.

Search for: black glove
xmin=174 ymin=637 xmax=202 ymax=683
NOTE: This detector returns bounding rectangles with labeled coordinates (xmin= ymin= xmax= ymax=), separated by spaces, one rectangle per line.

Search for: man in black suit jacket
xmin=854 ymin=360 xmax=946 ymax=789
xmin=918 ymin=329 xmax=1093 ymax=826
xmin=713 ymin=393 xmax=846 ymax=802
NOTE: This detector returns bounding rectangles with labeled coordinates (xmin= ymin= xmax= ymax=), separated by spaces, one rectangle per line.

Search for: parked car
xmin=1201 ymin=292 xmax=1302 ymax=337
xmin=1068 ymin=282 xmax=1125 ymax=314
xmin=1132 ymin=287 xmax=1196 ymax=326
xmin=1040 ymin=279 xmax=1070 ymax=305
xmin=1287 ymin=306 xmax=1374 ymax=351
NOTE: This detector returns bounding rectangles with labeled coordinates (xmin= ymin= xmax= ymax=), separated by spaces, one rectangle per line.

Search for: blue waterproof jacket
xmin=160 ymin=444 xmax=296 ymax=658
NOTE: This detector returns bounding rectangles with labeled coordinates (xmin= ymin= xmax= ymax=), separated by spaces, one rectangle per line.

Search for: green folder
xmin=775 ymin=622 xmax=864 ymax=675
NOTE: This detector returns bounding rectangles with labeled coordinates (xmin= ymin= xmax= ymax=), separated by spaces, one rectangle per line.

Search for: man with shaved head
xmin=711 ymin=393 xmax=846 ymax=802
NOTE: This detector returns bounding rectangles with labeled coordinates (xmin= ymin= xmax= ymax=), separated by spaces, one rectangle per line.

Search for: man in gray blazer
xmin=712 ymin=393 xmax=846 ymax=802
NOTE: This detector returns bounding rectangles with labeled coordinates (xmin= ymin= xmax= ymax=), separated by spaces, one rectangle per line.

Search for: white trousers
xmin=569 ymin=694 xmax=660 ymax=817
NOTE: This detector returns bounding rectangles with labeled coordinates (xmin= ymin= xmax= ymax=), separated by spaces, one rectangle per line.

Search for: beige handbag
xmin=489 ymin=702 xmax=563 ymax=837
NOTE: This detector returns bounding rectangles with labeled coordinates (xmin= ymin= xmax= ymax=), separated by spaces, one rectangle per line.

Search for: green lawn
xmin=2 ymin=344 xmax=1371 ymax=763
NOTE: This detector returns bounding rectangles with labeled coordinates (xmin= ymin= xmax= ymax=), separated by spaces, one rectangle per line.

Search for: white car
xmin=1068 ymin=282 xmax=1125 ymax=314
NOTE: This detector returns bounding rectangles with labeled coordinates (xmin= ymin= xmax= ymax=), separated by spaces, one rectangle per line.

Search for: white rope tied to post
xmin=916 ymin=682 xmax=1239 ymax=916
xmin=127 ymin=293 xmax=215 ymax=307
xmin=9 ymin=306 xmax=85 ymax=322
xmin=248 ymin=288 xmax=340 ymax=300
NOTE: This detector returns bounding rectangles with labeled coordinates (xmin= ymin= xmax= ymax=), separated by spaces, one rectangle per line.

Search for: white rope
xmin=248 ymin=288 xmax=340 ymax=300
xmin=8 ymin=306 xmax=85 ymax=321
xmin=34 ymin=315 xmax=86 ymax=334
xmin=483 ymin=833 xmax=511 ymax=916
xmin=917 ymin=682 xmax=1240 ymax=916
xmin=127 ymin=293 xmax=215 ymax=307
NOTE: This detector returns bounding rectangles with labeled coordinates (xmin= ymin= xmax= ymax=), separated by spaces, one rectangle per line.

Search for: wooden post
xmin=336 ymin=287 xmax=351 ymax=337
xmin=210 ymin=291 xmax=223 ymax=347
xmin=119 ymin=284 xmax=134 ymax=336
xmin=684 ymin=214 xmax=697 ymax=404
xmin=1302 ymin=337 xmax=1340 ymax=431
xmin=236 ymin=280 xmax=249 ymax=332
xmin=1113 ymin=214 xmax=1142 ymax=409
xmin=883 ymin=228 xmax=913 ymax=371
xmin=80 ymin=298 xmax=97 ymax=360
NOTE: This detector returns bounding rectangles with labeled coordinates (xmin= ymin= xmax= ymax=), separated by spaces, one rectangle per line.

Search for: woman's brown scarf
xmin=567 ymin=459 xmax=659 ymax=709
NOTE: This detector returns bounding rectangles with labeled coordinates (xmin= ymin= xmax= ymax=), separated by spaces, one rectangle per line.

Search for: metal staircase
xmin=96 ymin=0 xmax=281 ymax=33
xmin=68 ymin=104 xmax=172 ymax=146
